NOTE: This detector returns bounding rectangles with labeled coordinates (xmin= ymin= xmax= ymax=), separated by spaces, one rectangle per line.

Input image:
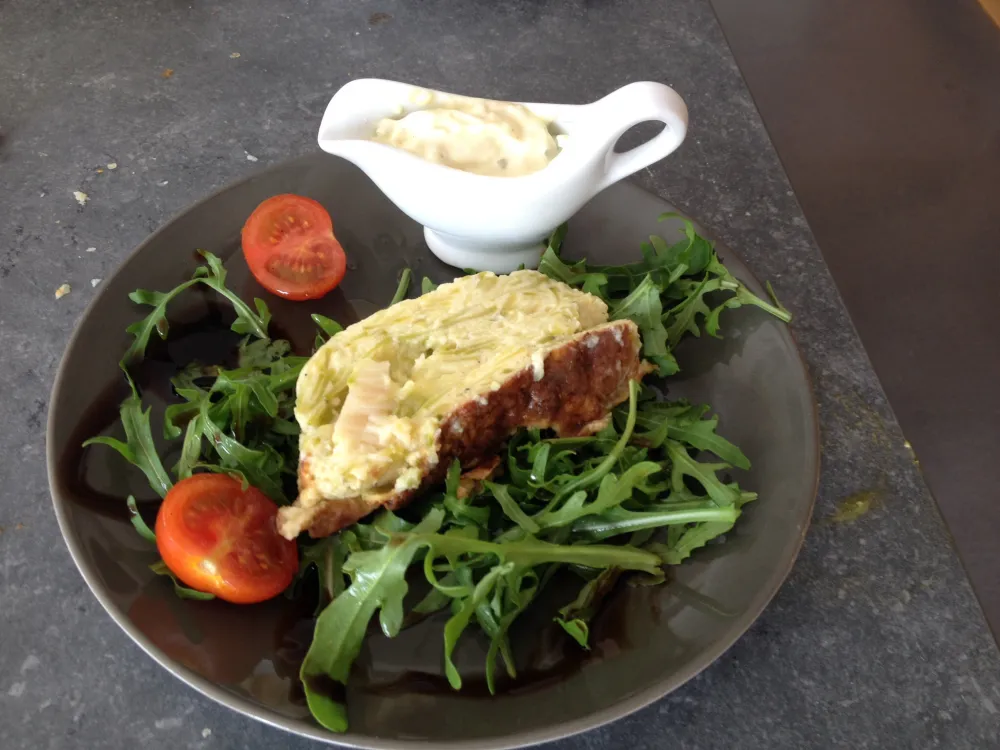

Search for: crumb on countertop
xmin=55 ymin=283 xmax=71 ymax=299
xmin=73 ymin=191 xmax=88 ymax=206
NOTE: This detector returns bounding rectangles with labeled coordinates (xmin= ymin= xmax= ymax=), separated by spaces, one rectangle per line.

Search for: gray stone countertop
xmin=2 ymin=0 xmax=998 ymax=748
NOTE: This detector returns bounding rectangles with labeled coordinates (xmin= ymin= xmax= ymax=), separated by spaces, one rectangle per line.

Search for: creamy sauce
xmin=370 ymin=90 xmax=562 ymax=177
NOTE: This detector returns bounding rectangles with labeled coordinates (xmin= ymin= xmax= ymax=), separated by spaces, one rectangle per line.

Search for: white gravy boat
xmin=317 ymin=79 xmax=688 ymax=272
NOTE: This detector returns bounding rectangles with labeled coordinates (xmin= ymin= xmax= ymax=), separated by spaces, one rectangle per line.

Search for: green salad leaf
xmin=82 ymin=379 xmax=173 ymax=498
xmin=312 ymin=314 xmax=343 ymax=338
xmin=120 ymin=250 xmax=269 ymax=369
xmin=554 ymin=567 xmax=622 ymax=648
xmin=541 ymin=214 xmax=791 ymax=376
xmin=123 ymin=494 xmax=216 ymax=600
xmin=390 ymin=268 xmax=413 ymax=305
xmin=301 ymin=508 xmax=446 ymax=732
xmin=300 ymin=534 xmax=352 ymax=613
xmin=149 ymin=560 xmax=217 ymax=601
xmin=126 ymin=495 xmax=157 ymax=543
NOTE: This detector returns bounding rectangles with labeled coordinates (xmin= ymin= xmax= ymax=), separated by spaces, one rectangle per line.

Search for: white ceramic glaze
xmin=317 ymin=79 xmax=689 ymax=272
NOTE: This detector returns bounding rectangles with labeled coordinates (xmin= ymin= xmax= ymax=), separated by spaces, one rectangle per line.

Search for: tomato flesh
xmin=155 ymin=474 xmax=298 ymax=604
xmin=264 ymin=234 xmax=343 ymax=286
xmin=242 ymin=194 xmax=346 ymax=301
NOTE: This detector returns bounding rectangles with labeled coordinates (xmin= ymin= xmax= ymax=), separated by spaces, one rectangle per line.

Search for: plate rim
xmin=46 ymin=153 xmax=820 ymax=750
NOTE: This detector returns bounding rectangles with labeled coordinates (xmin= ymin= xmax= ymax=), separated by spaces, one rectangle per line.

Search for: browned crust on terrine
xmin=288 ymin=320 xmax=646 ymax=538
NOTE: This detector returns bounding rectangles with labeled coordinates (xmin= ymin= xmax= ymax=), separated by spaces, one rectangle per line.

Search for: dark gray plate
xmin=46 ymin=154 xmax=818 ymax=749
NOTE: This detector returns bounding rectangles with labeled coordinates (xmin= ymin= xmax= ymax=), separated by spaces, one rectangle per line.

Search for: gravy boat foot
xmin=425 ymin=229 xmax=546 ymax=274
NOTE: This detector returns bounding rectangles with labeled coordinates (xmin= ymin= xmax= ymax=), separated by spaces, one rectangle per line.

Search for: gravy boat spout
xmin=318 ymin=79 xmax=688 ymax=273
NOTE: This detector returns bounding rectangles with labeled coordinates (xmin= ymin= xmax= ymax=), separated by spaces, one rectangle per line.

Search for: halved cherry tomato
xmin=241 ymin=194 xmax=347 ymax=301
xmin=155 ymin=474 xmax=298 ymax=604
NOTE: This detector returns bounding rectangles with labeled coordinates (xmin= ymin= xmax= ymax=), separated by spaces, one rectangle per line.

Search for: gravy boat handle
xmin=582 ymin=82 xmax=689 ymax=191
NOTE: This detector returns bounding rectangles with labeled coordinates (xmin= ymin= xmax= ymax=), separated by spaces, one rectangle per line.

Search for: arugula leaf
xmin=485 ymin=482 xmax=540 ymax=534
xmin=548 ymin=222 xmax=568 ymax=255
xmin=653 ymin=520 xmax=738 ymax=565
xmin=247 ymin=376 xmax=279 ymax=417
xmin=444 ymin=562 xmax=514 ymax=689
xmin=120 ymin=282 xmax=199 ymax=368
xmin=441 ymin=460 xmax=491 ymax=528
xmin=398 ymin=530 xmax=662 ymax=574
xmin=572 ymin=501 xmax=739 ymax=541
xmin=198 ymin=401 xmax=286 ymax=502
xmin=554 ymin=567 xmax=622 ymax=649
xmin=300 ymin=509 xmax=445 ymax=732
xmin=655 ymin=213 xmax=714 ymax=274
xmin=766 ymin=280 xmax=790 ymax=317
xmin=300 ymin=535 xmax=351 ymax=613
xmin=483 ymin=566 xmax=539 ymax=693
xmin=227 ymin=384 xmax=251 ymax=441
xmin=238 ymin=337 xmax=291 ymax=369
xmin=311 ymin=314 xmax=343 ymax=337
xmin=538 ymin=247 xmax=608 ymax=296
xmin=192 ymin=250 xmax=271 ymax=337
xmin=163 ymin=398 xmax=201 ymax=441
xmin=126 ymin=495 xmax=157 ymax=543
xmin=665 ymin=417 xmax=750 ymax=470
xmin=705 ymin=255 xmax=792 ymax=323
xmin=535 ymin=462 xmax=662 ymax=530
xmin=543 ymin=380 xmax=640 ymax=510
xmin=187 ymin=463 xmax=251 ymax=489
xmin=610 ymin=276 xmax=673 ymax=373
xmin=121 ymin=251 xmax=269 ymax=369
xmin=390 ymin=268 xmax=412 ymax=305
xmin=529 ymin=443 xmax=551 ymax=487
xmin=635 ymin=405 xmax=750 ymax=470
xmin=665 ymin=276 xmax=716 ymax=345
xmin=174 ymin=412 xmax=203 ymax=480
xmin=83 ymin=382 xmax=173 ymax=498
xmin=423 ymin=547 xmax=476 ymax=599
xmin=665 ymin=439 xmax=741 ymax=507
xmin=555 ymin=617 xmax=590 ymax=649
xmin=149 ymin=560 xmax=216 ymax=600
xmin=538 ymin=216 xmax=790 ymax=378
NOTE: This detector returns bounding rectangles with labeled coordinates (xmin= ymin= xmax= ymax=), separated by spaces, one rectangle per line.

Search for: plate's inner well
xmin=50 ymin=155 xmax=817 ymax=744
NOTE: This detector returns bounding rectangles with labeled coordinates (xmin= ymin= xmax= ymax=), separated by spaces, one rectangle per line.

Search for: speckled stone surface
xmin=2 ymin=0 xmax=999 ymax=748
